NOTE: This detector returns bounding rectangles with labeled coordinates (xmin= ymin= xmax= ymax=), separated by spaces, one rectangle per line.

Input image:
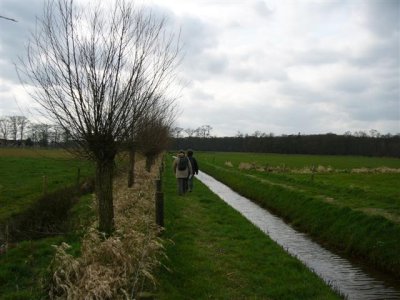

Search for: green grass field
xmin=0 ymin=148 xmax=95 ymax=299
xmin=198 ymin=152 xmax=400 ymax=169
xmin=197 ymin=152 xmax=400 ymax=222
xmin=156 ymin=157 xmax=342 ymax=299
xmin=0 ymin=148 xmax=93 ymax=222
xmin=194 ymin=152 xmax=400 ymax=278
xmin=0 ymin=193 xmax=95 ymax=299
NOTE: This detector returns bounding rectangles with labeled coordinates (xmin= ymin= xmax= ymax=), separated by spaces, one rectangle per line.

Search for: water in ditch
xmin=196 ymin=171 xmax=400 ymax=300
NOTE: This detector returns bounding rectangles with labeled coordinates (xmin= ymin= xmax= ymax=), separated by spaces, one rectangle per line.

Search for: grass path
xmin=156 ymin=163 xmax=341 ymax=299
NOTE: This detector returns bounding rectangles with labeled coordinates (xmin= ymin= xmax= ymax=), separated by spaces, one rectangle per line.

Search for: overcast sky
xmin=0 ymin=0 xmax=399 ymax=136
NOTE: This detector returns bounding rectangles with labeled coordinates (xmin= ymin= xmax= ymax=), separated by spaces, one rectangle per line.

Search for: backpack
xmin=177 ymin=157 xmax=188 ymax=171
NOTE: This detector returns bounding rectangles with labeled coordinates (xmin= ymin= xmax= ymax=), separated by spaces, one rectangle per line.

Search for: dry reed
xmin=238 ymin=162 xmax=255 ymax=170
xmin=351 ymin=167 xmax=400 ymax=174
xmin=49 ymin=158 xmax=163 ymax=299
xmin=237 ymin=162 xmax=399 ymax=174
xmin=224 ymin=161 xmax=233 ymax=167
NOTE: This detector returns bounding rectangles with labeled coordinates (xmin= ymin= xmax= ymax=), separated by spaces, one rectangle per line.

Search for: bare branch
xmin=0 ymin=15 xmax=17 ymax=22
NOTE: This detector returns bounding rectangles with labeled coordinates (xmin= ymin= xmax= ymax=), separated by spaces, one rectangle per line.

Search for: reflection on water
xmin=197 ymin=171 xmax=400 ymax=300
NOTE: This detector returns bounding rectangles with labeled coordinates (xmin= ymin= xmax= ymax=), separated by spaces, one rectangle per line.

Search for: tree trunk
xmin=145 ymin=154 xmax=155 ymax=172
xmin=95 ymin=159 xmax=115 ymax=235
xmin=128 ymin=148 xmax=136 ymax=188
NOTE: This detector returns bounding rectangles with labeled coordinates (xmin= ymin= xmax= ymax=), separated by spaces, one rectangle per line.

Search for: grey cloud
xmin=230 ymin=65 xmax=287 ymax=83
xmin=180 ymin=16 xmax=218 ymax=56
xmin=351 ymin=37 xmax=399 ymax=68
xmin=346 ymin=98 xmax=399 ymax=122
xmin=0 ymin=0 xmax=43 ymax=55
xmin=207 ymin=99 xmax=335 ymax=135
xmin=205 ymin=54 xmax=228 ymax=74
xmin=294 ymin=49 xmax=343 ymax=66
xmin=294 ymin=37 xmax=398 ymax=70
xmin=0 ymin=0 xmax=44 ymax=83
xmin=331 ymin=76 xmax=370 ymax=94
xmin=181 ymin=52 xmax=228 ymax=81
xmin=363 ymin=0 xmax=399 ymax=36
xmin=0 ymin=59 xmax=19 ymax=83
xmin=176 ymin=16 xmax=225 ymax=80
xmin=191 ymin=89 xmax=214 ymax=102
xmin=253 ymin=0 xmax=274 ymax=17
xmin=278 ymin=82 xmax=322 ymax=103
xmin=229 ymin=51 xmax=288 ymax=83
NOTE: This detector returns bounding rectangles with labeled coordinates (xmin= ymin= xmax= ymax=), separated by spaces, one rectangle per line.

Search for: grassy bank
xmin=156 ymin=158 xmax=341 ymax=299
xmin=196 ymin=152 xmax=400 ymax=278
xmin=0 ymin=193 xmax=95 ymax=299
xmin=0 ymin=150 xmax=161 ymax=299
xmin=0 ymin=148 xmax=95 ymax=299
xmin=0 ymin=148 xmax=93 ymax=223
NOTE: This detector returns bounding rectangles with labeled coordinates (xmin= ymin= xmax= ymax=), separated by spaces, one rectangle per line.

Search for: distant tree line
xmin=171 ymin=130 xmax=400 ymax=158
xmin=0 ymin=115 xmax=72 ymax=147
xmin=171 ymin=125 xmax=213 ymax=138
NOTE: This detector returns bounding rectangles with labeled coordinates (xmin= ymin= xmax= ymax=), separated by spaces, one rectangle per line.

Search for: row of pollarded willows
xmin=17 ymin=0 xmax=180 ymax=235
xmin=49 ymin=158 xmax=163 ymax=299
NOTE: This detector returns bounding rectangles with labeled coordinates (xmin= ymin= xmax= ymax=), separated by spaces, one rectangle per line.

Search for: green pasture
xmin=0 ymin=148 xmax=95 ymax=299
xmin=198 ymin=152 xmax=400 ymax=169
xmin=197 ymin=152 xmax=400 ymax=221
xmin=195 ymin=152 xmax=400 ymax=277
xmin=0 ymin=194 xmax=95 ymax=299
xmin=157 ymin=158 xmax=341 ymax=299
xmin=0 ymin=148 xmax=93 ymax=222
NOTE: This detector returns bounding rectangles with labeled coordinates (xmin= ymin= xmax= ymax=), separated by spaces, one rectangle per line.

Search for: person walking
xmin=173 ymin=150 xmax=193 ymax=195
xmin=186 ymin=149 xmax=199 ymax=192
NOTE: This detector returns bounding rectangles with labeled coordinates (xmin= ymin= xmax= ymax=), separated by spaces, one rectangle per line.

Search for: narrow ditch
xmin=197 ymin=171 xmax=400 ymax=300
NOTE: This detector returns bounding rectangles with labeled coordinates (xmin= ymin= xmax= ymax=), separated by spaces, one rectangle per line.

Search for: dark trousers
xmin=177 ymin=178 xmax=188 ymax=195
xmin=188 ymin=176 xmax=194 ymax=191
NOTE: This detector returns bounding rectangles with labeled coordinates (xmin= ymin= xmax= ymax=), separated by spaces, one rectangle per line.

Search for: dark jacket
xmin=188 ymin=156 xmax=199 ymax=175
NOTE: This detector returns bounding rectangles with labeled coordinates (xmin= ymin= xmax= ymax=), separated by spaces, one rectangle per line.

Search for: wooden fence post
xmin=311 ymin=165 xmax=316 ymax=182
xmin=155 ymin=191 xmax=164 ymax=227
xmin=42 ymin=175 xmax=48 ymax=195
xmin=76 ymin=167 xmax=81 ymax=190
xmin=155 ymin=178 xmax=162 ymax=193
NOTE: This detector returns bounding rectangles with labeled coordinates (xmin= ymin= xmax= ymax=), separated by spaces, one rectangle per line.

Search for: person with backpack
xmin=173 ymin=150 xmax=193 ymax=195
xmin=186 ymin=149 xmax=199 ymax=192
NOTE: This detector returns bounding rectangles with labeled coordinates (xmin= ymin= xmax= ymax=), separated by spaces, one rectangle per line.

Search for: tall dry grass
xmin=237 ymin=161 xmax=400 ymax=174
xmin=49 ymin=158 xmax=163 ymax=299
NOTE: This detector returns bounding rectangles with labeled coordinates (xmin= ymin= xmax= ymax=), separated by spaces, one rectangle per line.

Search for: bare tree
xmin=18 ymin=0 xmax=180 ymax=234
xmin=8 ymin=116 xmax=18 ymax=141
xmin=0 ymin=118 xmax=10 ymax=139
xmin=50 ymin=125 xmax=64 ymax=145
xmin=136 ymin=108 xmax=173 ymax=172
xmin=37 ymin=123 xmax=52 ymax=147
xmin=195 ymin=125 xmax=213 ymax=138
xmin=29 ymin=123 xmax=52 ymax=146
xmin=203 ymin=125 xmax=213 ymax=137
xmin=16 ymin=116 xmax=29 ymax=141
xmin=0 ymin=15 xmax=17 ymax=22
xmin=369 ymin=129 xmax=381 ymax=138
xmin=29 ymin=123 xmax=40 ymax=144
xmin=184 ymin=127 xmax=196 ymax=137
xmin=344 ymin=131 xmax=352 ymax=136
xmin=172 ymin=127 xmax=184 ymax=138
xmin=126 ymin=93 xmax=175 ymax=187
xmin=236 ymin=131 xmax=244 ymax=138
